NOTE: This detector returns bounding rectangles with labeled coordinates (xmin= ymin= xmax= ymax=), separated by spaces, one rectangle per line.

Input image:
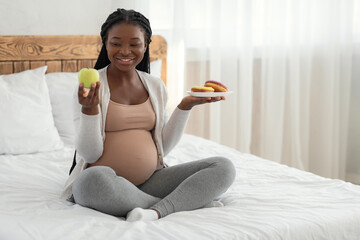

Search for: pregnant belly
xmin=89 ymin=130 xmax=158 ymax=185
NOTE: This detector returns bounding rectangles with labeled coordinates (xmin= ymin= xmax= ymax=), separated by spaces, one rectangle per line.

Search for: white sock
xmin=126 ymin=208 xmax=159 ymax=222
xmin=203 ymin=200 xmax=224 ymax=208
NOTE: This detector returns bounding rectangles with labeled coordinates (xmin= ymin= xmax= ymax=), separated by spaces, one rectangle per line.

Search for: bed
xmin=0 ymin=35 xmax=360 ymax=240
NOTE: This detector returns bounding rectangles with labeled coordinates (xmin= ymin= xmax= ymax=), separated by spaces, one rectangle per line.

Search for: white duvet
xmin=1 ymin=134 xmax=360 ymax=240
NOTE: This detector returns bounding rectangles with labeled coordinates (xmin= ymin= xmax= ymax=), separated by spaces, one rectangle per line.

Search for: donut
xmin=204 ymin=80 xmax=228 ymax=92
xmin=191 ymin=86 xmax=215 ymax=92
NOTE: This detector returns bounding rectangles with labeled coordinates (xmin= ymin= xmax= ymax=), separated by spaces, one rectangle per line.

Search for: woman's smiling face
xmin=105 ymin=23 xmax=147 ymax=72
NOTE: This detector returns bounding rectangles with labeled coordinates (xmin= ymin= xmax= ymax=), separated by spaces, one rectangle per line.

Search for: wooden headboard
xmin=0 ymin=35 xmax=167 ymax=84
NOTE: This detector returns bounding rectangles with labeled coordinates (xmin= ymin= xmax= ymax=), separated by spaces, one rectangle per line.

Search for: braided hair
xmin=94 ymin=8 xmax=152 ymax=73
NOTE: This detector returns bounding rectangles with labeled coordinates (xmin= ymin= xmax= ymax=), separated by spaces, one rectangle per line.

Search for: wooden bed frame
xmin=0 ymin=35 xmax=167 ymax=84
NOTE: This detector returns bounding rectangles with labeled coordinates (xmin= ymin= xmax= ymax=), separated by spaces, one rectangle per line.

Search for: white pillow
xmin=0 ymin=66 xmax=64 ymax=154
xmin=45 ymin=72 xmax=78 ymax=147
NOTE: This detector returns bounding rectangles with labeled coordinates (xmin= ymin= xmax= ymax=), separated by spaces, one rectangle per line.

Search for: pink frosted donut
xmin=204 ymin=80 xmax=228 ymax=92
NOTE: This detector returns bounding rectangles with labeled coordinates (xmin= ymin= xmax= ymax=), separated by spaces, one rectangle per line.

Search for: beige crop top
xmin=89 ymin=98 xmax=159 ymax=185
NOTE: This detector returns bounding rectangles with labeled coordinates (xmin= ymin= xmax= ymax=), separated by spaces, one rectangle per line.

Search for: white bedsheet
xmin=1 ymin=134 xmax=360 ymax=240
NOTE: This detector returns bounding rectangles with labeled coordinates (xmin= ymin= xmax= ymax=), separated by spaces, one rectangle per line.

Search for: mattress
xmin=1 ymin=134 xmax=360 ymax=240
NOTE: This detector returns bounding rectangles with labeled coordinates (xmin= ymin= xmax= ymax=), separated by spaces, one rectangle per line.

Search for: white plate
xmin=187 ymin=91 xmax=233 ymax=97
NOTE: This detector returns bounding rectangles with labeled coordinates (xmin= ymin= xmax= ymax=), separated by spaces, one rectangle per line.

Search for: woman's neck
xmin=107 ymin=64 xmax=138 ymax=85
xmin=106 ymin=64 xmax=148 ymax=105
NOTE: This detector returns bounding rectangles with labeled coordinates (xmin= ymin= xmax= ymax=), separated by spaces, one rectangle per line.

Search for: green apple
xmin=78 ymin=68 xmax=99 ymax=89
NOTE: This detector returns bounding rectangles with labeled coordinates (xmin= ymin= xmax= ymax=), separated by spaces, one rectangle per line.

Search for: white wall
xmin=0 ymin=0 xmax=117 ymax=35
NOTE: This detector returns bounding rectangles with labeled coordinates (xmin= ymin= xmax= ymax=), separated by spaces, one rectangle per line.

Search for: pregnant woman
xmin=61 ymin=8 xmax=235 ymax=221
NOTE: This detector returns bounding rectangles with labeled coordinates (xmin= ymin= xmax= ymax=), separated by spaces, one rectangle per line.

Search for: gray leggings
xmin=72 ymin=157 xmax=236 ymax=218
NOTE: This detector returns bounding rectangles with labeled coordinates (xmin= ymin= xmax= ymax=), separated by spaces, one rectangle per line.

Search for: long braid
xmin=94 ymin=9 xmax=152 ymax=74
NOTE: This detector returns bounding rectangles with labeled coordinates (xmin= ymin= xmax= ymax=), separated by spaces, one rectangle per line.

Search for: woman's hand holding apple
xmin=78 ymin=68 xmax=101 ymax=115
xmin=78 ymin=81 xmax=101 ymax=115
